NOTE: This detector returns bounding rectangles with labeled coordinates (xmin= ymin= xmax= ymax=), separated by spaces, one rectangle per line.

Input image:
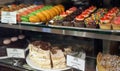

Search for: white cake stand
xmin=26 ymin=55 xmax=71 ymax=71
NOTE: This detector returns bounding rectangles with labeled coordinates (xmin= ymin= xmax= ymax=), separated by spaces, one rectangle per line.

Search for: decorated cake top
xmin=31 ymin=40 xmax=51 ymax=50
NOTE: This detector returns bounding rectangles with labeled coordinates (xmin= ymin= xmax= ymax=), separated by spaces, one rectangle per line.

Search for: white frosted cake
xmin=28 ymin=41 xmax=67 ymax=69
xmin=28 ymin=41 xmax=51 ymax=69
xmin=50 ymin=48 xmax=66 ymax=69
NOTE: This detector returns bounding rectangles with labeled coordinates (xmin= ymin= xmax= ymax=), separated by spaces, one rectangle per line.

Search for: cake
xmin=85 ymin=17 xmax=97 ymax=28
xmin=73 ymin=15 xmax=85 ymax=27
xmin=99 ymin=16 xmax=111 ymax=30
xmin=50 ymin=47 xmax=66 ymax=69
xmin=28 ymin=41 xmax=67 ymax=69
xmin=111 ymin=16 xmax=120 ymax=30
xmin=28 ymin=41 xmax=51 ymax=69
xmin=97 ymin=52 xmax=120 ymax=71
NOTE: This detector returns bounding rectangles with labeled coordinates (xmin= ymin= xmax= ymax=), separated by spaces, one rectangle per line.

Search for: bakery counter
xmin=0 ymin=57 xmax=96 ymax=71
xmin=0 ymin=23 xmax=120 ymax=41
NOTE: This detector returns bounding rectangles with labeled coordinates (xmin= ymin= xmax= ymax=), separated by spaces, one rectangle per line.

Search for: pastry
xmin=66 ymin=7 xmax=77 ymax=14
xmin=51 ymin=7 xmax=60 ymax=15
xmin=99 ymin=16 xmax=111 ymax=30
xmin=111 ymin=16 xmax=120 ymax=30
xmin=10 ymin=37 xmax=18 ymax=42
xmin=50 ymin=48 xmax=66 ymax=69
xmin=3 ymin=39 xmax=11 ymax=45
xmin=42 ymin=11 xmax=51 ymax=21
xmin=21 ymin=16 xmax=29 ymax=22
xmin=45 ymin=10 xmax=54 ymax=19
xmin=29 ymin=15 xmax=40 ymax=23
xmin=28 ymin=41 xmax=67 ymax=69
xmin=18 ymin=35 xmax=25 ymax=39
xmin=74 ymin=15 xmax=85 ymax=27
xmin=60 ymin=12 xmax=68 ymax=17
xmin=99 ymin=7 xmax=119 ymax=30
xmin=97 ymin=52 xmax=120 ymax=71
xmin=85 ymin=8 xmax=107 ymax=28
xmin=36 ymin=12 xmax=47 ymax=22
xmin=28 ymin=41 xmax=51 ymax=69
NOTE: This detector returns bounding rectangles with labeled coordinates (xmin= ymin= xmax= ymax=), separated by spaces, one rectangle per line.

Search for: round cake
xmin=28 ymin=41 xmax=67 ymax=69
xmin=97 ymin=52 xmax=120 ymax=71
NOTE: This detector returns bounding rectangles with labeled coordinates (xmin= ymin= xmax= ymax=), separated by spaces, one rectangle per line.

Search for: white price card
xmin=67 ymin=55 xmax=85 ymax=71
xmin=1 ymin=11 xmax=17 ymax=24
xmin=42 ymin=28 xmax=51 ymax=32
xmin=7 ymin=48 xmax=25 ymax=58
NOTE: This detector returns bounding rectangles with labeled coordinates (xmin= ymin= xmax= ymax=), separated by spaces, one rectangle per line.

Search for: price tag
xmin=1 ymin=11 xmax=17 ymax=24
xmin=42 ymin=28 xmax=51 ymax=32
xmin=7 ymin=48 xmax=25 ymax=58
xmin=67 ymin=55 xmax=85 ymax=71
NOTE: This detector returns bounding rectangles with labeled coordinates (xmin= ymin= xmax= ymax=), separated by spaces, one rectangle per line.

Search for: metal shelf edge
xmin=0 ymin=24 xmax=120 ymax=41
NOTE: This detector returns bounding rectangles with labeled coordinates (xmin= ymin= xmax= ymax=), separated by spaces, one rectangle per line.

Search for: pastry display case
xmin=0 ymin=0 xmax=120 ymax=71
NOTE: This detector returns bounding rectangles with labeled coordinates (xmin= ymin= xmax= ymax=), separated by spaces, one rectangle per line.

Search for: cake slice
xmin=50 ymin=49 xmax=66 ymax=69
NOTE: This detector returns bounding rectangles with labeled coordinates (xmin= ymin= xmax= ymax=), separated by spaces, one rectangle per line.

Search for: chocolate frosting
xmin=32 ymin=41 xmax=51 ymax=50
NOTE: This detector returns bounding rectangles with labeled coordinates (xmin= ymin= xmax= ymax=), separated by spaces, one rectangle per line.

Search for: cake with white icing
xmin=28 ymin=41 xmax=67 ymax=69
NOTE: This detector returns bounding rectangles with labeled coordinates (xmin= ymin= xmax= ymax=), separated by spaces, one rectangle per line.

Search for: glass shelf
xmin=0 ymin=23 xmax=120 ymax=41
xmin=0 ymin=57 xmax=96 ymax=71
